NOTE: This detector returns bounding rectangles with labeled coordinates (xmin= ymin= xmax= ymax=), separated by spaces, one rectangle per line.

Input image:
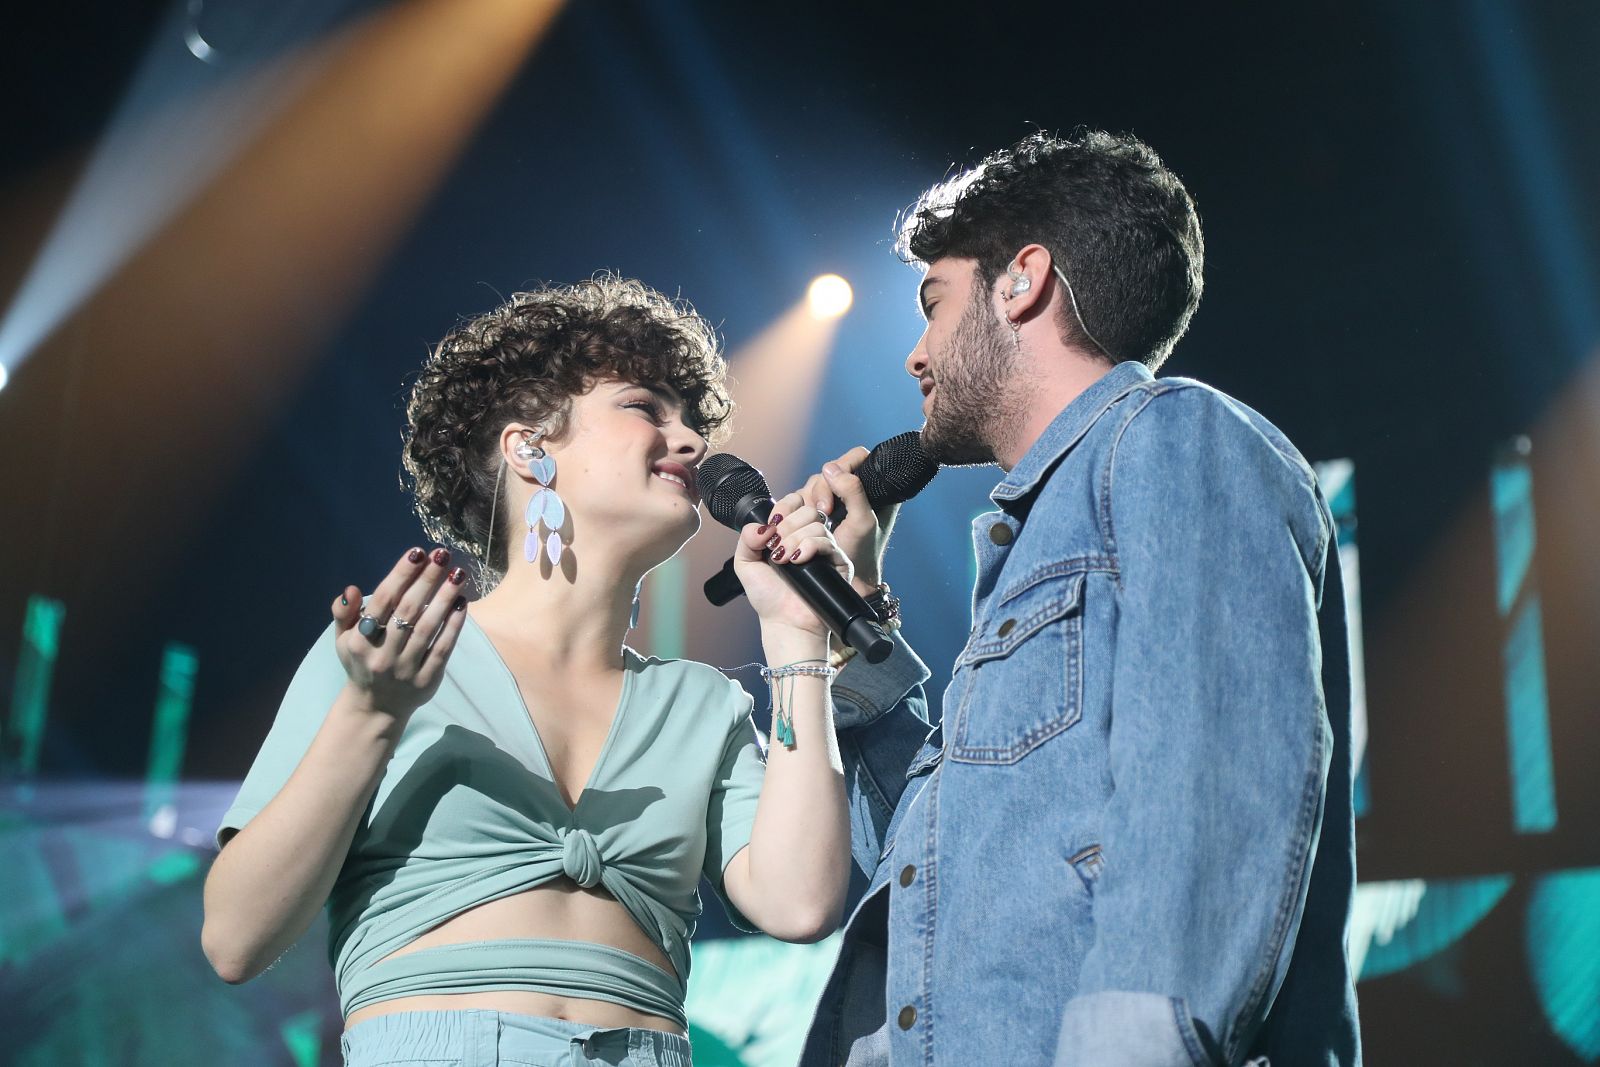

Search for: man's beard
xmin=919 ymin=296 xmax=1017 ymax=467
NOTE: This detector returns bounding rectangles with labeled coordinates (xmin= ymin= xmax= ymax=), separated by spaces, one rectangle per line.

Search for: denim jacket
xmin=803 ymin=361 xmax=1361 ymax=1066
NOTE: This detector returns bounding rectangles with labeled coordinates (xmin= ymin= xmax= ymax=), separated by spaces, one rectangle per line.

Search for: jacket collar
xmin=991 ymin=360 xmax=1153 ymax=508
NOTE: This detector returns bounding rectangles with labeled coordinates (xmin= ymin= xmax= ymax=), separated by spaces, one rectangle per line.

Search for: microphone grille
xmin=699 ymin=453 xmax=772 ymax=529
xmin=859 ymin=431 xmax=940 ymax=507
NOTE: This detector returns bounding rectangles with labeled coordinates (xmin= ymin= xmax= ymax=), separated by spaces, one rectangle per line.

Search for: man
xmin=787 ymin=130 xmax=1360 ymax=1065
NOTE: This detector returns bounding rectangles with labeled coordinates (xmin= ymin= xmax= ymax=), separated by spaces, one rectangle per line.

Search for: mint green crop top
xmin=217 ymin=614 xmax=766 ymax=1026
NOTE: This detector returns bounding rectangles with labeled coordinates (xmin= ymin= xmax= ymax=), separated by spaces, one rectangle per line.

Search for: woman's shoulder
xmin=624 ymin=647 xmax=753 ymax=721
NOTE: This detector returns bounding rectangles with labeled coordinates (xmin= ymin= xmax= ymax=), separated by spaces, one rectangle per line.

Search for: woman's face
xmin=540 ymin=378 xmax=709 ymax=553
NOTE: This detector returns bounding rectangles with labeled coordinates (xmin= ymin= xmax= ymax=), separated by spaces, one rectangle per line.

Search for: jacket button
xmin=898 ymin=1005 xmax=917 ymax=1029
xmin=899 ymin=865 xmax=916 ymax=887
xmin=997 ymin=618 xmax=1016 ymax=637
xmin=989 ymin=523 xmax=1014 ymax=545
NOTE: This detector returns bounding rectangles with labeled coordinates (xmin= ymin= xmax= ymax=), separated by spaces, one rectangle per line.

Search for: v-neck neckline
xmin=465 ymin=613 xmax=635 ymax=817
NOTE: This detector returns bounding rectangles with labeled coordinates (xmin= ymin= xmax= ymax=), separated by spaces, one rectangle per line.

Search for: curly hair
xmin=897 ymin=129 xmax=1203 ymax=371
xmin=402 ymin=275 xmax=733 ymax=578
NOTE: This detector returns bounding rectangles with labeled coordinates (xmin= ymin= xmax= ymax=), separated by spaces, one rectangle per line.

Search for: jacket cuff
xmin=830 ymin=629 xmax=930 ymax=731
xmin=1054 ymin=991 xmax=1216 ymax=1067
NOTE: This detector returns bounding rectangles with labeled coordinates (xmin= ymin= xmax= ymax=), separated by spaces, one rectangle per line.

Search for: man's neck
xmin=994 ymin=350 xmax=1116 ymax=472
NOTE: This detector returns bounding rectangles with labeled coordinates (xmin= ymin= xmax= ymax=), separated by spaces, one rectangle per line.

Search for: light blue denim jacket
xmin=803 ymin=361 xmax=1361 ymax=1066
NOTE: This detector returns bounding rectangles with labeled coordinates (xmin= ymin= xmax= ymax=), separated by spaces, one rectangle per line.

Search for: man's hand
xmin=773 ymin=446 xmax=899 ymax=596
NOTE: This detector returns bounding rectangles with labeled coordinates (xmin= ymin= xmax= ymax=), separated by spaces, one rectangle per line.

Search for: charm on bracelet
xmin=758 ymin=660 xmax=837 ymax=749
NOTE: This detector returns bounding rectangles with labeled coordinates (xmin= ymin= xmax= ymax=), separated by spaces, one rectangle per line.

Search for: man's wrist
xmin=850 ymin=569 xmax=884 ymax=598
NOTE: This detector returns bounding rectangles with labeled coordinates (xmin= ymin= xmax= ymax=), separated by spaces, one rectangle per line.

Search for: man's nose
xmin=905 ymin=338 xmax=929 ymax=379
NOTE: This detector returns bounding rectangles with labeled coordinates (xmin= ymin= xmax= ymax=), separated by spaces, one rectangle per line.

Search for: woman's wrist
xmin=759 ymin=622 xmax=830 ymax=664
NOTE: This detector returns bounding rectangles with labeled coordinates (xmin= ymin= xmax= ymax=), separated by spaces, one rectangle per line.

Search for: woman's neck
xmin=471 ymin=555 xmax=641 ymax=675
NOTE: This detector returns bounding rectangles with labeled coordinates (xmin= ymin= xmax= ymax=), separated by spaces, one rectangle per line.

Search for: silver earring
xmin=519 ymin=429 xmax=567 ymax=566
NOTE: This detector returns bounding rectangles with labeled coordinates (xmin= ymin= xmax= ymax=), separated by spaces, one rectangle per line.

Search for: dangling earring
xmin=517 ymin=429 xmax=567 ymax=565
xmin=629 ymin=579 xmax=642 ymax=631
xmin=1005 ymin=267 xmax=1027 ymax=350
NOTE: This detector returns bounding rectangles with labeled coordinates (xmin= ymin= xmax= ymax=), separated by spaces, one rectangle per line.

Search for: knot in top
xmin=559 ymin=827 xmax=604 ymax=888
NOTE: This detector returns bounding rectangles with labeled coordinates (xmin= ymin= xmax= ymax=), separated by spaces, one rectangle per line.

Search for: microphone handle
xmin=729 ymin=492 xmax=892 ymax=663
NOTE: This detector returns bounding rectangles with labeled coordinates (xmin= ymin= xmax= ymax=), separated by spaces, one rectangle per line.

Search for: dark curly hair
xmin=402 ymin=275 xmax=733 ymax=579
xmin=898 ymin=129 xmax=1203 ymax=370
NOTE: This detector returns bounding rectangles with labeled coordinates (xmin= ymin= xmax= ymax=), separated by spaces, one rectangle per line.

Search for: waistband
xmin=341 ymin=938 xmax=689 ymax=1029
xmin=340 ymin=1008 xmax=691 ymax=1066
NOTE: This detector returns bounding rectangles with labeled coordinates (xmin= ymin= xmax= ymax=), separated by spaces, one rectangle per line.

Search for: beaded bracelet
xmin=864 ymin=582 xmax=901 ymax=628
xmin=759 ymin=660 xmax=837 ymax=748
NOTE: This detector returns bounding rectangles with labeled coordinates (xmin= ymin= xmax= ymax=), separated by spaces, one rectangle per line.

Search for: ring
xmin=357 ymin=611 xmax=385 ymax=637
xmin=392 ymin=615 xmax=415 ymax=632
xmin=815 ymin=507 xmax=832 ymax=530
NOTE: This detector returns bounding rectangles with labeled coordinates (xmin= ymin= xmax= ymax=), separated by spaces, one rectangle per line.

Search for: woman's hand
xmin=772 ymin=446 xmax=898 ymax=597
xmin=331 ymin=546 xmax=470 ymax=718
xmin=731 ymin=509 xmax=853 ymax=637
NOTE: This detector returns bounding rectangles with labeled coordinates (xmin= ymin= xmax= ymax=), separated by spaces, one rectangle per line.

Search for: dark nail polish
xmin=407 ymin=547 xmax=425 ymax=564
xmin=340 ymin=594 xmax=349 ymax=606
xmin=766 ymin=533 xmax=781 ymax=549
xmin=756 ymin=524 xmax=769 ymax=535
xmin=431 ymin=547 xmax=450 ymax=566
xmin=448 ymin=567 xmax=466 ymax=585
xmin=774 ymin=546 xmax=788 ymax=562
xmin=770 ymin=513 xmax=784 ymax=526
xmin=453 ymin=596 xmax=467 ymax=612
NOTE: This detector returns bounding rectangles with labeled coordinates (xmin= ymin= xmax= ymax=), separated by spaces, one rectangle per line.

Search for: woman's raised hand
xmin=330 ymin=546 xmax=470 ymax=718
xmin=731 ymin=507 xmax=854 ymax=637
xmin=773 ymin=446 xmax=896 ymax=596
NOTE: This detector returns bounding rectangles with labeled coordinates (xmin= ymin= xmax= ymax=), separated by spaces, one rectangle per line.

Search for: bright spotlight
xmin=0 ymin=363 xmax=8 ymax=393
xmin=807 ymin=274 xmax=853 ymax=320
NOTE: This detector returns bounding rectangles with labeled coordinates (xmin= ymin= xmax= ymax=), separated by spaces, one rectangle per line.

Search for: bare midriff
xmin=342 ymin=880 xmax=683 ymax=1035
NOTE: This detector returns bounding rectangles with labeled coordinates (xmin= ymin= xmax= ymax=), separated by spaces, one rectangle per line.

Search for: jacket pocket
xmin=948 ymin=569 xmax=1085 ymax=765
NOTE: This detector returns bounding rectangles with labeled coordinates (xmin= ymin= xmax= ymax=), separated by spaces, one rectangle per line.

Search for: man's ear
xmin=1000 ymin=243 xmax=1053 ymax=322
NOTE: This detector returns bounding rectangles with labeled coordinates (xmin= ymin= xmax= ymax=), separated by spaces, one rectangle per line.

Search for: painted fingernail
xmin=766 ymin=533 xmax=781 ymax=550
xmin=448 ymin=567 xmax=466 ymax=585
xmin=431 ymin=547 xmax=450 ymax=566
xmin=770 ymin=513 xmax=784 ymax=526
xmin=407 ymin=547 xmax=425 ymax=564
xmin=340 ymin=594 xmax=349 ymax=606
xmin=756 ymin=524 xmax=769 ymax=535
xmin=774 ymin=546 xmax=788 ymax=562
xmin=453 ymin=596 xmax=467 ymax=612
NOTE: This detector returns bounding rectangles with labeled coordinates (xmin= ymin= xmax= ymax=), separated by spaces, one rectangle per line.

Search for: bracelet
xmin=864 ymin=582 xmax=901 ymax=629
xmin=828 ymin=644 xmax=860 ymax=670
xmin=759 ymin=659 xmax=837 ymax=748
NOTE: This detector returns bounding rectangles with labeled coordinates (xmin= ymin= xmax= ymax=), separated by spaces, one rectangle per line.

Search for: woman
xmin=201 ymin=276 xmax=858 ymax=1066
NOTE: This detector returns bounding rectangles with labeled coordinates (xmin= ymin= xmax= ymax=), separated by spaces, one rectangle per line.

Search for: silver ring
xmin=357 ymin=611 xmax=385 ymax=638
xmin=815 ymin=507 xmax=832 ymax=530
xmin=392 ymin=615 xmax=415 ymax=632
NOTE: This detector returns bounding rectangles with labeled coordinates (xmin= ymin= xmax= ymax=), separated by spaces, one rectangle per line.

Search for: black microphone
xmin=703 ymin=432 xmax=940 ymax=610
xmin=699 ymin=453 xmax=893 ymax=663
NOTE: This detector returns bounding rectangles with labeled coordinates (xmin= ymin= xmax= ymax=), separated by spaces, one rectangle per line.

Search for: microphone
xmin=703 ymin=432 xmax=940 ymax=611
xmin=699 ymin=453 xmax=893 ymax=662
xmin=832 ymin=430 xmax=941 ymax=528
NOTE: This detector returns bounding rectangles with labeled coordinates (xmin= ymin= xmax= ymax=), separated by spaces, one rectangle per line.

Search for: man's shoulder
xmin=1110 ymin=375 xmax=1317 ymax=485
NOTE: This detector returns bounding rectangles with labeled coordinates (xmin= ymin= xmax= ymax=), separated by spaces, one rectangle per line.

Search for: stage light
xmin=0 ymin=362 xmax=8 ymax=393
xmin=807 ymin=274 xmax=853 ymax=319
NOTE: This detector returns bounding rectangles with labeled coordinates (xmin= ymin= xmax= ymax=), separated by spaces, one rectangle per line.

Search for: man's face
xmin=905 ymin=257 xmax=1016 ymax=467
